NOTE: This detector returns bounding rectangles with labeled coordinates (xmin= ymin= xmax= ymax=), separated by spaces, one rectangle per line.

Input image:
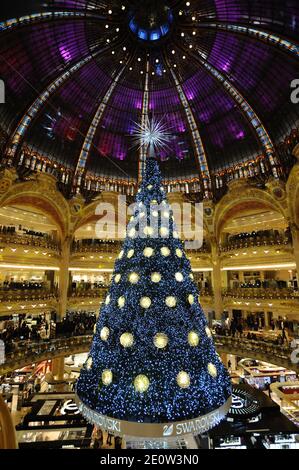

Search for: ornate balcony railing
xmin=220 ymin=235 xmax=292 ymax=253
xmin=0 ymin=233 xmax=60 ymax=252
xmin=223 ymin=288 xmax=299 ymax=301
xmin=0 ymin=289 xmax=57 ymax=303
xmin=69 ymin=288 xmax=107 ymax=299
xmin=1 ymin=334 xmax=297 ymax=376
xmin=72 ymin=240 xmax=122 ymax=254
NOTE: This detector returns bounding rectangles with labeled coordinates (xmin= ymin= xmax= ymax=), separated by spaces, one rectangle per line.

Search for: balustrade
xmin=223 ymin=287 xmax=299 ymax=301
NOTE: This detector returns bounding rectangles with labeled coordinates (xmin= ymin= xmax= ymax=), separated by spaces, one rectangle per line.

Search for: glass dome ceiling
xmin=0 ymin=0 xmax=298 ymax=185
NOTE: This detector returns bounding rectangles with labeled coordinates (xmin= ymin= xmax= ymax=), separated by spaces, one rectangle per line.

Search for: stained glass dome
xmin=0 ymin=0 xmax=298 ymax=190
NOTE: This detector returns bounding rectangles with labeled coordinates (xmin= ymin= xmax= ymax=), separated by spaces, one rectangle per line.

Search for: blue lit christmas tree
xmin=76 ymin=119 xmax=231 ymax=438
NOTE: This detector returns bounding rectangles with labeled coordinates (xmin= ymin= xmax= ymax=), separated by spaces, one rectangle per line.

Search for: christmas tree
xmin=76 ymin=123 xmax=231 ymax=438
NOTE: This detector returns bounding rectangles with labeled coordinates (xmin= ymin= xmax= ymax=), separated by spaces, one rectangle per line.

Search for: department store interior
xmin=0 ymin=0 xmax=299 ymax=451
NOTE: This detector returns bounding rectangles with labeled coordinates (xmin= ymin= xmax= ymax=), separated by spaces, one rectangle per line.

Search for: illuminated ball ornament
xmin=127 ymin=249 xmax=134 ymax=259
xmin=188 ymin=331 xmax=200 ymax=347
xmin=100 ymin=327 xmax=110 ymax=341
xmin=163 ymin=211 xmax=170 ymax=218
xmin=177 ymin=371 xmax=191 ymax=389
xmin=128 ymin=272 xmax=139 ymax=284
xmin=147 ymin=185 xmax=153 ymax=190
xmin=86 ymin=357 xmax=93 ymax=370
xmin=120 ymin=332 xmax=134 ymax=348
xmin=151 ymin=272 xmax=161 ymax=283
xmin=143 ymin=247 xmax=154 ymax=258
xmin=205 ymin=327 xmax=212 ymax=338
xmin=140 ymin=297 xmax=152 ymax=309
xmin=144 ymin=226 xmax=154 ymax=236
xmin=102 ymin=369 xmax=113 ymax=386
xmin=118 ymin=296 xmax=126 ymax=308
xmin=176 ymin=248 xmax=183 ymax=258
xmin=152 ymin=210 xmax=159 ymax=218
xmin=188 ymin=294 xmax=195 ymax=305
xmin=189 ymin=273 xmax=194 ymax=280
xmin=173 ymin=231 xmax=179 ymax=239
xmin=161 ymin=246 xmax=170 ymax=257
xmin=208 ymin=363 xmax=217 ymax=378
xmin=154 ymin=333 xmax=168 ymax=349
xmin=160 ymin=227 xmax=169 ymax=237
xmin=160 ymin=186 xmax=164 ymax=192
xmin=175 ymin=272 xmax=184 ymax=282
xmin=105 ymin=295 xmax=111 ymax=305
xmin=128 ymin=228 xmax=136 ymax=238
xmin=166 ymin=296 xmax=177 ymax=308
xmin=114 ymin=274 xmax=121 ymax=283
xmin=118 ymin=250 xmax=124 ymax=260
xmin=151 ymin=199 xmax=158 ymax=205
xmin=134 ymin=375 xmax=150 ymax=393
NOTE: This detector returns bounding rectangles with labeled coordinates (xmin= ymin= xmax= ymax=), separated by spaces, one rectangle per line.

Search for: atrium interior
xmin=0 ymin=0 xmax=299 ymax=451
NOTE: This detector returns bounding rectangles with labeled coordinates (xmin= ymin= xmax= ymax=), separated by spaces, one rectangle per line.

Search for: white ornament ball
xmin=140 ymin=297 xmax=152 ymax=309
xmin=120 ymin=332 xmax=134 ymax=348
xmin=151 ymin=272 xmax=161 ymax=283
xmin=100 ymin=327 xmax=110 ymax=341
xmin=134 ymin=375 xmax=150 ymax=393
xmin=166 ymin=296 xmax=177 ymax=308
xmin=208 ymin=363 xmax=217 ymax=378
xmin=152 ymin=210 xmax=159 ymax=218
xmin=177 ymin=371 xmax=191 ymax=389
xmin=118 ymin=296 xmax=126 ymax=308
xmin=161 ymin=246 xmax=170 ymax=257
xmin=160 ymin=227 xmax=169 ymax=237
xmin=151 ymin=199 xmax=158 ymax=205
xmin=188 ymin=331 xmax=200 ymax=347
xmin=128 ymin=228 xmax=136 ymax=238
xmin=102 ymin=369 xmax=113 ymax=385
xmin=144 ymin=226 xmax=154 ymax=236
xmin=127 ymin=249 xmax=134 ymax=259
xmin=147 ymin=185 xmax=153 ymax=190
xmin=188 ymin=294 xmax=195 ymax=305
xmin=175 ymin=272 xmax=184 ymax=282
xmin=143 ymin=247 xmax=154 ymax=258
xmin=118 ymin=250 xmax=124 ymax=259
xmin=173 ymin=231 xmax=179 ymax=239
xmin=163 ymin=211 xmax=170 ymax=218
xmin=105 ymin=295 xmax=111 ymax=305
xmin=128 ymin=272 xmax=139 ymax=284
xmin=189 ymin=273 xmax=194 ymax=280
xmin=176 ymin=248 xmax=183 ymax=258
xmin=154 ymin=333 xmax=168 ymax=349
xmin=114 ymin=274 xmax=121 ymax=283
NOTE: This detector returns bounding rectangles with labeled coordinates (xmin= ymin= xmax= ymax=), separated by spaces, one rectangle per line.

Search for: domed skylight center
xmin=128 ymin=1 xmax=174 ymax=43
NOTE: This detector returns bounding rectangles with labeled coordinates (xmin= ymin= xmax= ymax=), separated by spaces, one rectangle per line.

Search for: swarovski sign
xmin=76 ymin=395 xmax=231 ymax=438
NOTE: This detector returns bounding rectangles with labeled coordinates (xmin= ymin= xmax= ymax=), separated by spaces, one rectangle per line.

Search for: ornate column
xmin=0 ymin=395 xmax=18 ymax=449
xmin=58 ymin=236 xmax=72 ymax=321
xmin=52 ymin=357 xmax=65 ymax=381
xmin=211 ymin=237 xmax=224 ymax=319
xmin=291 ymin=223 xmax=299 ymax=283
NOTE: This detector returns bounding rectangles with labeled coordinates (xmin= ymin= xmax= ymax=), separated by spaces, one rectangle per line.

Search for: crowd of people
xmin=214 ymin=315 xmax=294 ymax=346
xmin=0 ymin=311 xmax=97 ymax=353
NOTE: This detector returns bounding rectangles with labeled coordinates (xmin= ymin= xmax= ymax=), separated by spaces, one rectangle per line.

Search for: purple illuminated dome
xmin=0 ymin=1 xmax=298 ymax=192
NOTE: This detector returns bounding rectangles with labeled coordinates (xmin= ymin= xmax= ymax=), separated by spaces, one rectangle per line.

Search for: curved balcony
xmin=68 ymin=287 xmax=108 ymax=299
xmin=220 ymin=234 xmax=291 ymax=253
xmin=223 ymin=288 xmax=299 ymax=301
xmin=72 ymin=240 xmax=122 ymax=255
xmin=0 ymin=289 xmax=57 ymax=303
xmin=1 ymin=334 xmax=298 ymax=376
xmin=0 ymin=232 xmax=61 ymax=252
